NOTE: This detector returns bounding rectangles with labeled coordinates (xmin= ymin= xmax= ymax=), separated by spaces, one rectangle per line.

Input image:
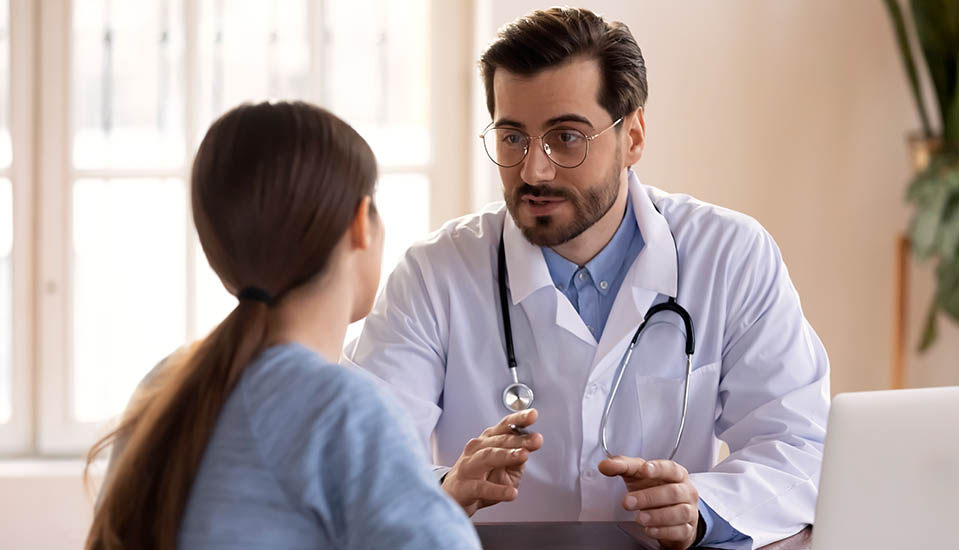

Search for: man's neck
xmin=550 ymin=182 xmax=630 ymax=267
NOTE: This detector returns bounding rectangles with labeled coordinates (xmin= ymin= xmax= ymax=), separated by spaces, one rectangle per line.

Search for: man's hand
xmin=599 ymin=456 xmax=700 ymax=550
xmin=442 ymin=408 xmax=544 ymax=516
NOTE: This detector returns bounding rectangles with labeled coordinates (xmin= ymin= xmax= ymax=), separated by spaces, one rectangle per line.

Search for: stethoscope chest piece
xmin=503 ymin=381 xmax=534 ymax=411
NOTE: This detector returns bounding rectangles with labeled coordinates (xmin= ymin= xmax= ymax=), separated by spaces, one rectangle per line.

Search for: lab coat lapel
xmin=590 ymin=174 xmax=679 ymax=380
xmin=503 ymin=211 xmax=596 ymax=347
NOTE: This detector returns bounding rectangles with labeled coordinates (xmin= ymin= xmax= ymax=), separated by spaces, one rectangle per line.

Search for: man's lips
xmin=520 ymin=194 xmax=567 ymax=215
xmin=521 ymin=194 xmax=566 ymax=204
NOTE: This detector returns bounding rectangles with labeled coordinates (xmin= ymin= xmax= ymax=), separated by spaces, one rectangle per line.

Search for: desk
xmin=475 ymin=522 xmax=812 ymax=550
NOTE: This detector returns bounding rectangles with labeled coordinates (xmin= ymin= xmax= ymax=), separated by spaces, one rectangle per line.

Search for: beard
xmin=504 ymin=153 xmax=623 ymax=248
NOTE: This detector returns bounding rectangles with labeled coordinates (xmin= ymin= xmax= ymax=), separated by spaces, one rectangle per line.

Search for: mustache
xmin=514 ymin=183 xmax=574 ymax=201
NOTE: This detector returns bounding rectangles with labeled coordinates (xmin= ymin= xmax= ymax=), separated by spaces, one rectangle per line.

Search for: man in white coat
xmin=344 ymin=7 xmax=829 ymax=550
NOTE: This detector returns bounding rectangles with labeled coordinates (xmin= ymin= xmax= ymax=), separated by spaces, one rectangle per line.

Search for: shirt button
xmin=583 ymin=469 xmax=597 ymax=481
xmin=599 ymin=280 xmax=609 ymax=290
xmin=577 ymin=271 xmax=586 ymax=281
xmin=585 ymin=383 xmax=599 ymax=398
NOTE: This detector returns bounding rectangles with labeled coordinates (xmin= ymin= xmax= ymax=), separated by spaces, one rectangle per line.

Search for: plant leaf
xmin=884 ymin=0 xmax=933 ymax=136
xmin=936 ymin=254 xmax=959 ymax=320
xmin=909 ymin=174 xmax=949 ymax=258
xmin=910 ymin=0 xmax=959 ymax=145
xmin=947 ymin=59 xmax=959 ymax=144
xmin=937 ymin=174 xmax=959 ymax=261
xmin=918 ymin=298 xmax=939 ymax=352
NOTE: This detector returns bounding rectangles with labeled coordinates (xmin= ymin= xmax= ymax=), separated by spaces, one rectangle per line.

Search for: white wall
xmin=473 ymin=0 xmax=959 ymax=395
xmin=0 ymin=461 xmax=98 ymax=549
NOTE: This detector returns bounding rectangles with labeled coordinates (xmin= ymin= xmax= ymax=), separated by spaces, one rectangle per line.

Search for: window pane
xmin=345 ymin=172 xmax=430 ymax=343
xmin=73 ymin=178 xmax=186 ymax=422
xmin=197 ymin=0 xmax=310 ymax=135
xmin=376 ymin=173 xmax=430 ymax=273
xmin=0 ymin=179 xmax=11 ymax=423
xmin=72 ymin=0 xmax=185 ymax=169
xmin=194 ymin=236 xmax=236 ymax=338
xmin=0 ymin=0 xmax=10 ymax=169
xmin=325 ymin=0 xmax=430 ymax=167
xmin=0 ymin=0 xmax=9 ymax=423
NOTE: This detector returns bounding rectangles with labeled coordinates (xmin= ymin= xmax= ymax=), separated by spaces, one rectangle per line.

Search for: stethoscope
xmin=497 ymin=220 xmax=696 ymax=460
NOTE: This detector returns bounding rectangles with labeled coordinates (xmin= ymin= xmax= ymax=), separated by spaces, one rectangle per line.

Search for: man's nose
xmin=519 ymin=137 xmax=556 ymax=185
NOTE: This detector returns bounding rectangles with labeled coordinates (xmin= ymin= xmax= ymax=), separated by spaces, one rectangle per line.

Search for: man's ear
xmin=349 ymin=196 xmax=373 ymax=250
xmin=623 ymin=107 xmax=646 ymax=166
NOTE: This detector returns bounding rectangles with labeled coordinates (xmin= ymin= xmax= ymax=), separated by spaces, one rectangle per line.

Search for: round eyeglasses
xmin=480 ymin=117 xmax=623 ymax=169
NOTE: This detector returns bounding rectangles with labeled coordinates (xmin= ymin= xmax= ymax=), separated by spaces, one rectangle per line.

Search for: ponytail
xmin=85 ymin=300 xmax=270 ymax=550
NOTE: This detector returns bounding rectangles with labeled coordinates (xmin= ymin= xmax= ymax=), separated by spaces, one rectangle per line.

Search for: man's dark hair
xmin=479 ymin=7 xmax=648 ymax=121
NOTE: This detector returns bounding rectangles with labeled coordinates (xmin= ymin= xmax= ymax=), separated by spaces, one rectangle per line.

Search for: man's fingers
xmin=644 ymin=523 xmax=696 ymax=543
xmin=490 ymin=408 xmax=539 ymax=435
xmin=635 ymin=503 xmax=698 ymax=527
xmin=461 ymin=479 xmax=518 ymax=503
xmin=599 ymin=457 xmax=688 ymax=483
xmin=598 ymin=456 xmax=646 ymax=478
xmin=640 ymin=460 xmax=688 ymax=483
xmin=522 ymin=431 xmax=543 ymax=451
xmin=624 ymin=482 xmax=696 ymax=511
xmin=474 ymin=433 xmax=542 ymax=451
xmin=461 ymin=447 xmax=530 ymax=475
xmin=479 ymin=447 xmax=530 ymax=468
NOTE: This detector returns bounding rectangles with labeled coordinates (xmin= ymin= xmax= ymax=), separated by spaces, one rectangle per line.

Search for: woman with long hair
xmin=84 ymin=101 xmax=484 ymax=549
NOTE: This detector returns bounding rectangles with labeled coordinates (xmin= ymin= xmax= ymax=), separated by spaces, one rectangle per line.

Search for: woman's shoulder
xmin=236 ymin=343 xmax=427 ymax=488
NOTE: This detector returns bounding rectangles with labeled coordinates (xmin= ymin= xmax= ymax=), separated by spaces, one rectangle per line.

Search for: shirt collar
xmin=502 ymin=169 xmax=678 ymax=304
xmin=542 ymin=191 xmax=638 ymax=296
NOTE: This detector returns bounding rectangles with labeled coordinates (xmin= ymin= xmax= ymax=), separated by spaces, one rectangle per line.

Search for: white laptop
xmin=812 ymin=386 xmax=959 ymax=549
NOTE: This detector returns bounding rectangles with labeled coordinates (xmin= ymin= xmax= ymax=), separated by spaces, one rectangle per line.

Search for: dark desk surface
xmin=474 ymin=522 xmax=812 ymax=550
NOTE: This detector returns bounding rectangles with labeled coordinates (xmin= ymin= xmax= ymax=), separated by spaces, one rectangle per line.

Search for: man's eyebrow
xmin=545 ymin=113 xmax=594 ymax=128
xmin=492 ymin=118 xmax=525 ymax=129
xmin=492 ymin=114 xmax=595 ymax=130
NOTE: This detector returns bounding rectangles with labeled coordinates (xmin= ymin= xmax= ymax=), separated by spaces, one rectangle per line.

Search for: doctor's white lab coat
xmin=344 ymin=174 xmax=830 ymax=549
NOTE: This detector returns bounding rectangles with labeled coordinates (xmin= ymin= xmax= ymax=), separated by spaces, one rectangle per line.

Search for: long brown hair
xmin=84 ymin=101 xmax=378 ymax=550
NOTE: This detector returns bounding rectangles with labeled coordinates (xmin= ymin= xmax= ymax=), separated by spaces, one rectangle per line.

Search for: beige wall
xmin=475 ymin=0 xmax=959 ymax=395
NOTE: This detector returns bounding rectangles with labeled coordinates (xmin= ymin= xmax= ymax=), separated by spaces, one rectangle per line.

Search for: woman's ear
xmin=623 ymin=107 xmax=646 ymax=166
xmin=349 ymin=196 xmax=374 ymax=250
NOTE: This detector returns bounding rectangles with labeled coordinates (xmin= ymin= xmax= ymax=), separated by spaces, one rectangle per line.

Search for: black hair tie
xmin=238 ymin=286 xmax=276 ymax=307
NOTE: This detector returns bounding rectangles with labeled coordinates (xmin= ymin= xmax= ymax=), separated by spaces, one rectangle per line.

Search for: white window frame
xmin=0 ymin=0 xmax=36 ymax=455
xmin=37 ymin=0 xmax=75 ymax=454
xmin=30 ymin=0 xmax=471 ymax=456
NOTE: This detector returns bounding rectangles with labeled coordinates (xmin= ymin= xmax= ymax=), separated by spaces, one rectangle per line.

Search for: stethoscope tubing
xmin=497 ymin=211 xmax=695 ymax=460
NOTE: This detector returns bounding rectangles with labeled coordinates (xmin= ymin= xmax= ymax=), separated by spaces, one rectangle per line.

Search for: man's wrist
xmin=691 ymin=511 xmax=706 ymax=548
xmin=433 ymin=466 xmax=452 ymax=485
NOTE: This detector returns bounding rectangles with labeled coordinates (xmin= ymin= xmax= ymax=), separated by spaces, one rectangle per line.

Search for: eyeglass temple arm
xmin=586 ymin=117 xmax=624 ymax=141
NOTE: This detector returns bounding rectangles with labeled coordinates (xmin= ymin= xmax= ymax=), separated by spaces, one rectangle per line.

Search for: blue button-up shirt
xmin=541 ymin=192 xmax=749 ymax=548
xmin=543 ymin=193 xmax=644 ymax=342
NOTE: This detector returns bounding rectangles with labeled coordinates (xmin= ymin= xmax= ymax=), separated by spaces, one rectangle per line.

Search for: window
xmin=0 ymin=0 xmax=11 ymax=425
xmin=0 ymin=0 xmax=32 ymax=455
xmin=21 ymin=0 xmax=469 ymax=455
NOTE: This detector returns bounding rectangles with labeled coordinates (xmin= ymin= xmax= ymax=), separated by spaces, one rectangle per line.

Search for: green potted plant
xmin=884 ymin=0 xmax=959 ymax=350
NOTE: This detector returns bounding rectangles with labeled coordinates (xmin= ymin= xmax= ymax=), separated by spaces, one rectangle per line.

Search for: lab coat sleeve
xmin=342 ymin=246 xmax=449 ymax=457
xmin=687 ymin=220 xmax=830 ymax=549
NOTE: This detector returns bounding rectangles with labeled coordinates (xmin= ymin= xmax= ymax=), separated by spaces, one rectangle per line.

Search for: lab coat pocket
xmin=633 ymin=362 xmax=720 ymax=466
